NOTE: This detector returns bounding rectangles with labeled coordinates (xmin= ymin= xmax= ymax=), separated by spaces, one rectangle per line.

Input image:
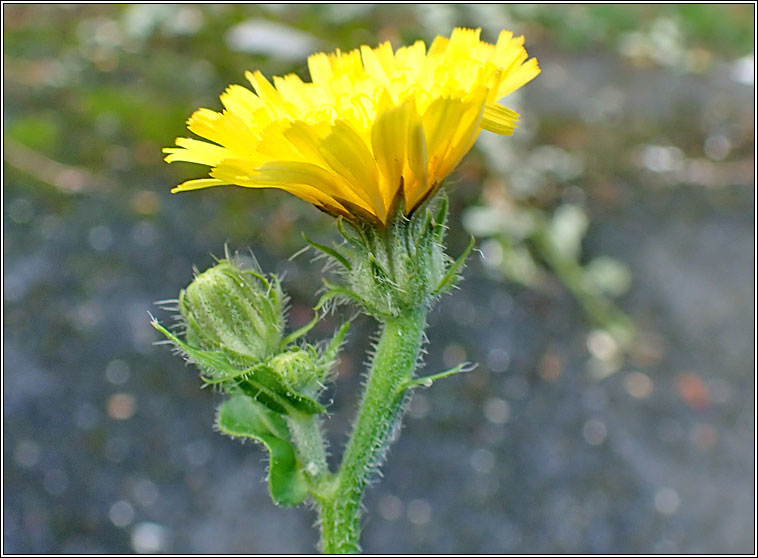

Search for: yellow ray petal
xmin=360 ymin=43 xmax=392 ymax=88
xmin=404 ymin=106 xmax=428 ymax=209
xmin=187 ymin=108 xmax=259 ymax=156
xmin=186 ymin=108 xmax=223 ymax=141
xmin=371 ymin=97 xmax=413 ymax=208
xmin=219 ymin=84 xmax=264 ymax=118
xmin=434 ymin=94 xmax=487 ymax=181
xmin=307 ymin=52 xmax=333 ymax=84
xmin=214 ymin=159 xmax=374 ymax=217
xmin=446 ymin=27 xmax=482 ymax=60
xmin=331 ymin=48 xmax=363 ymax=79
xmin=422 ymin=97 xmax=468 ymax=162
xmin=282 ymin=121 xmax=330 ymax=166
xmin=215 ymin=166 xmax=351 ymax=218
xmin=246 ymin=70 xmax=291 ymax=117
xmin=255 ymin=121 xmax=306 ymax=161
xmin=272 ymin=74 xmax=313 ymax=115
xmin=480 ymin=103 xmax=520 ymax=135
xmin=496 ymin=57 xmax=541 ymax=99
xmin=171 ymin=177 xmax=229 ymax=193
xmin=427 ymin=35 xmax=449 ymax=57
xmin=394 ymin=40 xmax=426 ymax=84
xmin=163 ymin=138 xmax=227 ymax=165
xmin=318 ymin=120 xmax=384 ymax=219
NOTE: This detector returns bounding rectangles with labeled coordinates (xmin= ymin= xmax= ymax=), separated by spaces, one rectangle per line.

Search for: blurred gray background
xmin=4 ymin=4 xmax=755 ymax=553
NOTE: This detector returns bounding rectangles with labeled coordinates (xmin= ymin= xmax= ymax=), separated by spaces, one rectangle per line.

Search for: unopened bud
xmin=179 ymin=260 xmax=286 ymax=364
xmin=268 ymin=348 xmax=321 ymax=392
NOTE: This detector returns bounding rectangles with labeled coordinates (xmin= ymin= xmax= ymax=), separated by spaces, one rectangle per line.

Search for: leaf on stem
xmin=217 ymin=395 xmax=308 ymax=506
xmin=399 ymin=362 xmax=477 ymax=393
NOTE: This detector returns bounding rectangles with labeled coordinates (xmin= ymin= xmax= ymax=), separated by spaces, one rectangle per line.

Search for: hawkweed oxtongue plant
xmin=154 ymin=27 xmax=539 ymax=553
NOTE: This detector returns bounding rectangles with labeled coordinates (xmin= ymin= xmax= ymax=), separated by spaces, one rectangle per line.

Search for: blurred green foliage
xmin=5 ymin=3 xmax=752 ymax=183
xmin=511 ymin=4 xmax=753 ymax=54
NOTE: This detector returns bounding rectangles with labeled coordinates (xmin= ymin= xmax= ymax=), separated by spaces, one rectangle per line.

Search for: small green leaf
xmin=237 ymin=364 xmax=326 ymax=416
xmin=217 ymin=395 xmax=308 ymax=507
xmin=399 ymin=362 xmax=477 ymax=393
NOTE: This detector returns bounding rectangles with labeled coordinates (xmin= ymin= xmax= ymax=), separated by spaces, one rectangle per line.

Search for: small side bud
xmin=179 ymin=260 xmax=286 ymax=365
xmin=268 ymin=348 xmax=321 ymax=393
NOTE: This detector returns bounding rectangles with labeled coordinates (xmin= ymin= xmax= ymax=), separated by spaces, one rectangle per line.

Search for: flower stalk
xmin=284 ymin=415 xmax=330 ymax=482
xmin=317 ymin=305 xmax=428 ymax=553
xmin=153 ymin=200 xmax=473 ymax=552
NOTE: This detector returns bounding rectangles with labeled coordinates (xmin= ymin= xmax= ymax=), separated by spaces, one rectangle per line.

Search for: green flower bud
xmin=268 ymin=348 xmax=322 ymax=393
xmin=179 ymin=260 xmax=286 ymax=364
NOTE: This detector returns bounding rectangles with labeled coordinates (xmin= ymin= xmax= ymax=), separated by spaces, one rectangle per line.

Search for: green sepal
xmin=151 ymin=316 xmax=240 ymax=374
xmin=368 ymin=255 xmax=395 ymax=289
xmin=216 ymin=395 xmax=308 ymax=507
xmin=432 ymin=195 xmax=449 ymax=243
xmin=321 ymin=321 xmax=350 ymax=365
xmin=319 ymin=192 xmax=465 ymax=318
xmin=303 ymin=233 xmax=352 ymax=271
xmin=433 ymin=236 xmax=475 ymax=296
xmin=314 ymin=280 xmax=366 ymax=310
xmin=336 ymin=216 xmax=364 ymax=247
xmin=281 ymin=311 xmax=319 ymax=346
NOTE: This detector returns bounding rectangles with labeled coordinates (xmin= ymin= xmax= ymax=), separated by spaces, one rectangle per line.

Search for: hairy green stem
xmin=317 ymin=305 xmax=428 ymax=553
xmin=285 ymin=415 xmax=330 ymax=482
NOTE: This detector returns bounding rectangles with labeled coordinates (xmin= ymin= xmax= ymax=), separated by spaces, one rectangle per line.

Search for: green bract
xmin=312 ymin=195 xmax=474 ymax=318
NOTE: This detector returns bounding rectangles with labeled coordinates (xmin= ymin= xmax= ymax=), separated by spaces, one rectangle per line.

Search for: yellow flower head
xmin=164 ymin=27 xmax=539 ymax=225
